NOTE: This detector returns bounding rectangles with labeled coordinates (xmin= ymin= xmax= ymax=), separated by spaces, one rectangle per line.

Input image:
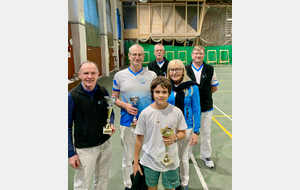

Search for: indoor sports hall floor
xmin=68 ymin=66 xmax=232 ymax=190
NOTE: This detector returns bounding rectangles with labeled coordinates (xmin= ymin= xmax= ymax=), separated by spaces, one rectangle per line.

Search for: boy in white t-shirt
xmin=133 ymin=76 xmax=187 ymax=190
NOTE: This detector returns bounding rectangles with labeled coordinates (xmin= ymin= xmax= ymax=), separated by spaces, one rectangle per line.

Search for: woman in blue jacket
xmin=166 ymin=59 xmax=201 ymax=190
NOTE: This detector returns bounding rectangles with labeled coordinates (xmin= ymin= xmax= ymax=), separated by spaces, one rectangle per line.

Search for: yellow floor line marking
xmin=212 ymin=116 xmax=232 ymax=139
xmin=213 ymin=105 xmax=232 ymax=121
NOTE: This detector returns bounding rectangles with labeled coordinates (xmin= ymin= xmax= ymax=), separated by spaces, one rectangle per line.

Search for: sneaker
xmin=181 ymin=186 xmax=188 ymax=190
xmin=201 ymin=156 xmax=214 ymax=168
xmin=176 ymin=186 xmax=188 ymax=190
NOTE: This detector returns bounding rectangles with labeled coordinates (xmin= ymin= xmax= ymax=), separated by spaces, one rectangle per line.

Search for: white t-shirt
xmin=135 ymin=104 xmax=187 ymax=172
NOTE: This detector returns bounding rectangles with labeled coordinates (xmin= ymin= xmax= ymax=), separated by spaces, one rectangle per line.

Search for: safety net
xmin=125 ymin=41 xmax=232 ymax=67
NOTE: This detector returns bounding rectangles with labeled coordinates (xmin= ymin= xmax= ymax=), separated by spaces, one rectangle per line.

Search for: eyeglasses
xmin=169 ymin=68 xmax=183 ymax=73
xmin=130 ymin=53 xmax=144 ymax=57
xmin=193 ymin=52 xmax=205 ymax=56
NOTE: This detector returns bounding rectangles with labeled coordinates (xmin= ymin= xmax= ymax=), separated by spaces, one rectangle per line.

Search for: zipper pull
xmin=186 ymin=107 xmax=189 ymax=117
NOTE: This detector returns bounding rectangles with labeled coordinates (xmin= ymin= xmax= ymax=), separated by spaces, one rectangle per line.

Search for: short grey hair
xmin=129 ymin=44 xmax=144 ymax=54
xmin=79 ymin=61 xmax=99 ymax=73
xmin=154 ymin=43 xmax=165 ymax=51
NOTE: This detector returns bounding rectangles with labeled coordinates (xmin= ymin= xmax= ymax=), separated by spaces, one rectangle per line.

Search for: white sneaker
xmin=201 ymin=156 xmax=214 ymax=168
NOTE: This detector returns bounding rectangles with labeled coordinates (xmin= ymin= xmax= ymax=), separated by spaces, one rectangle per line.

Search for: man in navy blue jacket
xmin=68 ymin=61 xmax=116 ymax=190
xmin=185 ymin=45 xmax=219 ymax=169
xmin=146 ymin=44 xmax=169 ymax=77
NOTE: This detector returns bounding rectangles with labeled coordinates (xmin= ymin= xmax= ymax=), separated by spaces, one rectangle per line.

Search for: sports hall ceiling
xmin=121 ymin=0 xmax=232 ymax=5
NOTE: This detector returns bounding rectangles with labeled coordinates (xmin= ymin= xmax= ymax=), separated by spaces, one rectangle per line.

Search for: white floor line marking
xmin=213 ymin=105 xmax=232 ymax=121
xmin=191 ymin=153 xmax=209 ymax=190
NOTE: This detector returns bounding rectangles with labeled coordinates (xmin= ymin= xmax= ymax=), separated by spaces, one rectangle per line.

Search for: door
xmin=68 ymin=22 xmax=75 ymax=79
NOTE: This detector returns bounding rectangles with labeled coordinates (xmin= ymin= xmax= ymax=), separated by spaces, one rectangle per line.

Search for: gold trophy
xmin=130 ymin=96 xmax=139 ymax=127
xmin=103 ymin=96 xmax=117 ymax=134
xmin=161 ymin=125 xmax=174 ymax=166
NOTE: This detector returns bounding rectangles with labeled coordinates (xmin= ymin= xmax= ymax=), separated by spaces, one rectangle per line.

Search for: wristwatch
xmin=174 ymin=134 xmax=178 ymax=142
xmin=194 ymin=131 xmax=200 ymax=136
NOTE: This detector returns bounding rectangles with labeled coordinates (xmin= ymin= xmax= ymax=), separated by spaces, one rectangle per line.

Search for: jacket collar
xmin=187 ymin=61 xmax=209 ymax=87
xmin=78 ymin=82 xmax=99 ymax=96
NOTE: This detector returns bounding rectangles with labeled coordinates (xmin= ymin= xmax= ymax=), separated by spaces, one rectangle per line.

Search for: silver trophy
xmin=130 ymin=96 xmax=139 ymax=127
xmin=161 ymin=125 xmax=174 ymax=166
xmin=103 ymin=96 xmax=117 ymax=134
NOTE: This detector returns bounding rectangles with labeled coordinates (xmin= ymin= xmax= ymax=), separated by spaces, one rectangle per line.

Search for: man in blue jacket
xmin=68 ymin=61 xmax=116 ymax=190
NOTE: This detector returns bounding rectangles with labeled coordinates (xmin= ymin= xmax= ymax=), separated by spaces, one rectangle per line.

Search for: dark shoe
xmin=176 ymin=185 xmax=188 ymax=190
xmin=181 ymin=185 xmax=188 ymax=190
xmin=125 ymin=188 xmax=131 ymax=190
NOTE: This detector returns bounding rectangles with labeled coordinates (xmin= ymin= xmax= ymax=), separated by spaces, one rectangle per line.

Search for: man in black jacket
xmin=68 ymin=61 xmax=116 ymax=190
xmin=185 ymin=45 xmax=219 ymax=169
xmin=146 ymin=43 xmax=169 ymax=77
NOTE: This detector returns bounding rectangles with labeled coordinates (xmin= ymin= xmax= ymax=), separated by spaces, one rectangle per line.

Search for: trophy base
xmin=103 ymin=127 xmax=112 ymax=135
xmin=162 ymin=153 xmax=173 ymax=166
xmin=162 ymin=158 xmax=173 ymax=166
xmin=130 ymin=120 xmax=137 ymax=127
